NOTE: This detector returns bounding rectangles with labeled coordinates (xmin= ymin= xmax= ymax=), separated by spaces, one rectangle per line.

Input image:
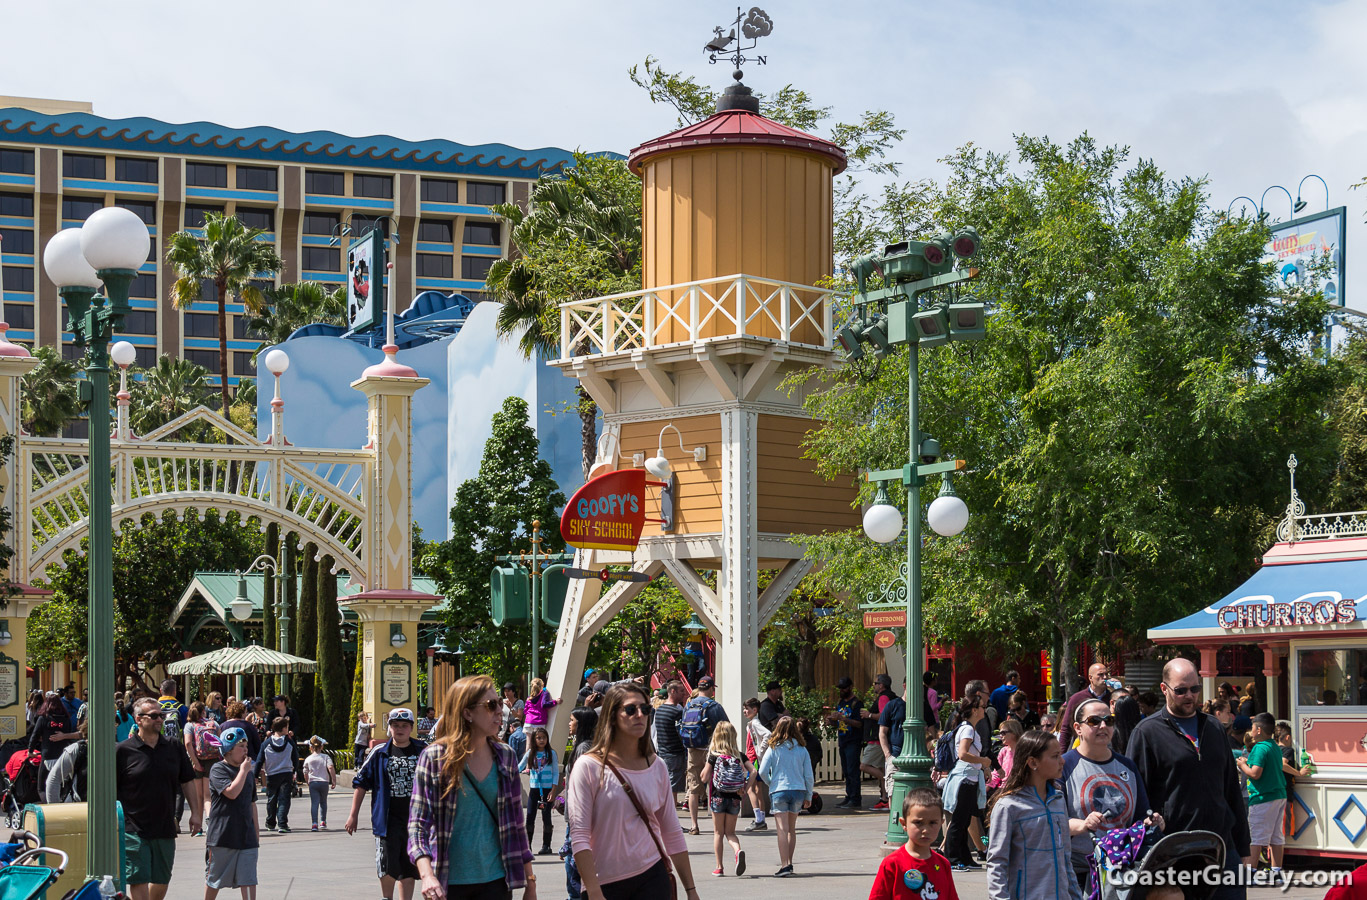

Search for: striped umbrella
xmin=167 ymin=645 xmax=318 ymax=676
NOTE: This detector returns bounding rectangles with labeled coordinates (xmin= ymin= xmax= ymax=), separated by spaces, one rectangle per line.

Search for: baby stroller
xmin=1092 ymin=825 xmax=1225 ymax=900
xmin=0 ymin=830 xmax=69 ymax=900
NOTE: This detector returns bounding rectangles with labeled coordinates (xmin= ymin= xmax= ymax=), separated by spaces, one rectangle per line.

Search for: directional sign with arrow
xmin=563 ymin=567 xmax=653 ymax=584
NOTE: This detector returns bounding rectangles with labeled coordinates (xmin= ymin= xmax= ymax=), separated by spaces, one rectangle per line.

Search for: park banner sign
xmin=347 ymin=227 xmax=384 ymax=332
xmin=1267 ymin=207 xmax=1347 ymax=307
xmin=562 ymin=469 xmax=648 ymax=551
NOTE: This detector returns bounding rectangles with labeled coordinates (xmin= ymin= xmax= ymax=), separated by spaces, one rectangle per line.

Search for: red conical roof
xmin=628 ymin=108 xmax=847 ymax=175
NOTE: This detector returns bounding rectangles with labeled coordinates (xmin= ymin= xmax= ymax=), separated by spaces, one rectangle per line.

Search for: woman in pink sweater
xmin=566 ymin=682 xmax=697 ymax=900
xmin=523 ymin=678 xmax=560 ymax=728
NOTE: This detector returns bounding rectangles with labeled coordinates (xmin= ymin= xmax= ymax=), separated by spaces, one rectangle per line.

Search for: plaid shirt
xmin=408 ymin=738 xmax=532 ymax=888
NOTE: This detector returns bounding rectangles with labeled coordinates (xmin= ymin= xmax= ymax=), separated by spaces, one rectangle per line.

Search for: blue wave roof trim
xmin=0 ymin=108 xmax=614 ymax=179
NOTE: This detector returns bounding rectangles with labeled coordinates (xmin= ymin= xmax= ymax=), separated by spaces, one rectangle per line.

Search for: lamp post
xmin=242 ymin=554 xmax=283 ymax=692
xmin=836 ymin=228 xmax=985 ymax=845
xmin=230 ymin=573 xmax=255 ymax=698
xmin=1295 ymin=175 xmax=1330 ymax=214
xmin=41 ymin=206 xmax=150 ymax=880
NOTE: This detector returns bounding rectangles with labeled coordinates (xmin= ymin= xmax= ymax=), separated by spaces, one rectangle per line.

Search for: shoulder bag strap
xmin=603 ymin=758 xmax=676 ymax=887
xmin=462 ymin=766 xmax=500 ymax=826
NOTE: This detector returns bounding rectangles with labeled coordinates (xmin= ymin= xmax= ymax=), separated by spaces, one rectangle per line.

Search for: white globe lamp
xmin=110 ymin=341 xmax=137 ymax=368
xmin=264 ymin=348 xmax=290 ymax=376
xmin=862 ymin=486 xmax=904 ymax=544
xmin=43 ymin=229 xmax=102 ymax=289
xmin=927 ymin=476 xmax=970 ymax=537
xmin=79 ymin=207 xmax=151 ymax=272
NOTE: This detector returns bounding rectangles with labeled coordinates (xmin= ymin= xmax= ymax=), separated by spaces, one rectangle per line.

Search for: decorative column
xmin=1261 ymin=644 xmax=1283 ymax=719
xmin=345 ymin=346 xmax=442 ymax=720
xmin=715 ymin=408 xmax=759 ymax=718
xmin=1198 ymin=645 xmax=1219 ymax=700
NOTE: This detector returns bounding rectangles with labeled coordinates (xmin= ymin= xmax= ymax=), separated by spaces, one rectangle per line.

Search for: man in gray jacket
xmin=253 ymin=716 xmax=298 ymax=833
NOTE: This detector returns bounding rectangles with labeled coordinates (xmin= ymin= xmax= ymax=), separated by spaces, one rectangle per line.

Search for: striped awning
xmin=167 ymin=645 xmax=318 ymax=676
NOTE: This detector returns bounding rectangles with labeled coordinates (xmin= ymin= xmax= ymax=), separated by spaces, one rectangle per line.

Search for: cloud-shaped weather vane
xmin=705 ymin=7 xmax=773 ymax=82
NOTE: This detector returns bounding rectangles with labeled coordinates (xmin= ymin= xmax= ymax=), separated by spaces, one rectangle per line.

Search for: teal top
xmin=448 ymin=764 xmax=505 ymax=885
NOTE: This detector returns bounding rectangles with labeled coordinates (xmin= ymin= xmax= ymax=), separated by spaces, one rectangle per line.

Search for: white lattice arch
xmin=27 ymin=495 xmax=365 ymax=583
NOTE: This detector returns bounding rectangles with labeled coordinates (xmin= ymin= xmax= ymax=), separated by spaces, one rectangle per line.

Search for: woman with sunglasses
xmin=566 ymin=683 xmax=697 ymax=900
xmin=409 ymin=674 xmax=533 ymax=900
xmin=1061 ymin=699 xmax=1163 ymax=893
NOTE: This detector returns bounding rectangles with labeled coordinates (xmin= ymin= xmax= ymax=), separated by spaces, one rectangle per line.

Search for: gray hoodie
xmin=986 ymin=783 xmax=1081 ymax=900
xmin=254 ymin=733 xmax=297 ymax=778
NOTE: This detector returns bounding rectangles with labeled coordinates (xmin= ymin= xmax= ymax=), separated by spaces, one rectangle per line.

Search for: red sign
xmin=863 ymin=609 xmax=907 ymax=629
xmin=562 ymin=469 xmax=648 ymax=551
xmin=873 ymin=630 xmax=897 ymax=649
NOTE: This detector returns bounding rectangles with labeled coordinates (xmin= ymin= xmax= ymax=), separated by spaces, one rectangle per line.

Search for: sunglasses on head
xmin=1167 ymin=684 xmax=1200 ymax=696
xmin=1083 ymin=715 xmax=1115 ymax=728
xmin=620 ymin=703 xmax=649 ymax=717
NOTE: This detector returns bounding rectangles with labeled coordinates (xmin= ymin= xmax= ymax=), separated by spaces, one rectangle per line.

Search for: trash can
xmin=21 ymin=802 xmax=126 ymax=898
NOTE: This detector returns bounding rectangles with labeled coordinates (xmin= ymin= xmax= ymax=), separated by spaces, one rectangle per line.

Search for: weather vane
xmin=704 ymin=6 xmax=773 ymax=82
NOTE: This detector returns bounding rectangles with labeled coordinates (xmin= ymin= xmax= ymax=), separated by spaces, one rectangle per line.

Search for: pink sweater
xmin=567 ymin=755 xmax=686 ymax=885
xmin=523 ymin=690 xmax=559 ymax=727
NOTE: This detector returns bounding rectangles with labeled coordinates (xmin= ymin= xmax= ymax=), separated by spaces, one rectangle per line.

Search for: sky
xmin=2 ymin=0 xmax=1362 ymax=302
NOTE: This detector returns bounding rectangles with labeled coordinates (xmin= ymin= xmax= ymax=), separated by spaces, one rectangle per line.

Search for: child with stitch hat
xmin=205 ymin=727 xmax=259 ymax=899
xmin=869 ymin=787 xmax=960 ymax=900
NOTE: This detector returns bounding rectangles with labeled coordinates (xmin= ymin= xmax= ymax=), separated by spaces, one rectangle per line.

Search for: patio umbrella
xmin=167 ymin=645 xmax=317 ymax=676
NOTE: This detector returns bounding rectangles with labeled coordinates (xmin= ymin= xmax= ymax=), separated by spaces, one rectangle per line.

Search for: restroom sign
xmin=562 ymin=469 xmax=648 ymax=551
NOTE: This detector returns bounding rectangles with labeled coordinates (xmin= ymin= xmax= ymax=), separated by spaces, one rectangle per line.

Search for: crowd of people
xmin=21 ymin=656 xmax=1334 ymax=900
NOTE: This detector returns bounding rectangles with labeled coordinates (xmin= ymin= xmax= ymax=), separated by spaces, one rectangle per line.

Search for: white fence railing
xmin=559 ymin=274 xmax=835 ymax=358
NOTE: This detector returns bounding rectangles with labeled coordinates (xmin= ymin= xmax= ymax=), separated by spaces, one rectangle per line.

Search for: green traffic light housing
xmin=952 ymin=227 xmax=980 ymax=259
xmin=837 ymin=320 xmax=866 ymax=360
xmin=489 ymin=564 xmax=530 ymax=625
xmin=947 ymin=301 xmax=986 ymax=341
xmin=922 ymin=237 xmax=952 ymax=273
xmin=851 ymin=253 xmax=883 ymax=295
xmin=863 ymin=314 xmax=892 ymax=358
xmin=911 ymin=306 xmax=949 ymax=347
xmin=541 ymin=563 xmax=571 ymax=627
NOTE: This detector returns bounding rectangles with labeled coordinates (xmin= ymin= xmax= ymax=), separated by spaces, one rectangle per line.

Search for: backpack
xmin=192 ymin=721 xmax=221 ymax=762
xmin=62 ymin=741 xmax=88 ymax=802
xmin=934 ymin=729 xmax=957 ymax=773
xmin=711 ymin=754 xmax=748 ymax=793
xmin=159 ymin=700 xmax=184 ymax=742
xmin=678 ymin=698 xmax=714 ymax=749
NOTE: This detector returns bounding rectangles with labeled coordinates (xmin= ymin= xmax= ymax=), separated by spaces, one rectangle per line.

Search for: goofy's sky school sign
xmin=562 ymin=469 xmax=652 ymax=551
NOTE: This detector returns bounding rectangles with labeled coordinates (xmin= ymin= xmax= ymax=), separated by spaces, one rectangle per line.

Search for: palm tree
xmin=166 ymin=213 xmax=282 ymax=415
xmin=129 ymin=355 xmax=214 ymax=436
xmin=487 ymin=153 xmax=642 ymax=475
xmin=246 ymin=281 xmax=346 ymax=363
xmin=21 ymin=346 xmax=82 ymax=437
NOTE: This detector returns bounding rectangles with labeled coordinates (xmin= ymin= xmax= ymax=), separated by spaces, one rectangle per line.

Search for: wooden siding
xmin=618 ymin=415 xmax=723 ymax=534
xmin=756 ymin=414 xmax=860 ymax=534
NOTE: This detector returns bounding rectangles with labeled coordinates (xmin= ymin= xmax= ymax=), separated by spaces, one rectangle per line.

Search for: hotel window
xmin=114 ymin=199 xmax=156 ymax=225
xmin=185 ymin=349 xmax=220 ymax=373
xmin=302 ymin=247 xmax=340 ymax=271
xmin=63 ymin=153 xmax=106 ymax=180
xmin=114 ymin=157 xmax=158 ymax=183
xmin=305 ymin=170 xmax=344 ymax=195
xmin=62 ymin=344 xmax=85 ymax=362
xmin=185 ymin=163 xmax=228 ymax=188
xmin=421 ymin=179 xmax=460 ymax=203
xmin=466 ymin=181 xmax=506 ymax=206
xmin=418 ymin=220 xmax=453 ymax=243
xmin=351 ymin=215 xmax=388 ymax=238
xmin=134 ymin=346 xmax=156 ymax=367
xmin=184 ymin=313 xmax=219 ymax=338
xmin=461 ymin=256 xmax=495 ymax=281
xmin=62 ymin=198 xmax=103 ymax=221
xmin=236 ymin=166 xmax=277 ymax=191
xmin=236 ymin=207 xmax=275 ymax=231
xmin=3 ymin=304 xmax=33 ymax=329
xmin=185 ymin=204 xmax=224 ymax=228
xmin=198 ymin=278 xmax=216 ymax=303
xmin=2 ymin=267 xmax=34 ymax=292
xmin=121 ymin=309 xmax=157 ymax=335
xmin=417 ymin=254 xmax=453 ymax=278
xmin=353 ymin=174 xmax=392 ymax=199
xmin=303 ymin=212 xmax=339 ymax=235
xmin=0 ymin=193 xmax=33 ymax=217
xmin=0 ymin=149 xmax=34 ymax=175
xmin=0 ymin=228 xmax=34 ymax=254
xmin=233 ymin=351 xmax=255 ymax=375
xmin=128 ymin=274 xmax=157 ymax=298
xmin=463 ymin=221 xmax=500 ymax=245
xmin=233 ymin=316 xmax=266 ymax=340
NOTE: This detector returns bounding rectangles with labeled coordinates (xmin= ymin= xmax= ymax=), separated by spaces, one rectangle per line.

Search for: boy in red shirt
xmin=870 ymin=787 xmax=961 ymax=900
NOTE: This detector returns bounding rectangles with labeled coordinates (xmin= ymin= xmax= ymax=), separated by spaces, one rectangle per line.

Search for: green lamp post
xmin=837 ymin=228 xmax=985 ymax=845
xmin=42 ymin=206 xmax=152 ymax=881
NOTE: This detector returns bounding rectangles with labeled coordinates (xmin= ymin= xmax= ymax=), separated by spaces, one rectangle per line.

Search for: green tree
xmin=426 ymin=397 xmax=565 ymax=684
xmin=262 ymin=521 xmax=277 ymax=672
xmin=1326 ymin=327 xmax=1367 ymax=512
xmin=165 ymin=212 xmax=282 ymax=415
xmin=796 ymin=134 xmax=1337 ymax=693
xmin=487 ymin=153 xmax=642 ymax=475
xmin=282 ymin=535 xmax=297 ymax=657
xmin=315 ymin=553 xmax=347 ymax=746
xmin=292 ymin=544 xmax=318 ymax=731
xmin=248 ymin=281 xmax=346 ymax=363
xmin=128 ymin=355 xmax=215 ymax=435
xmin=28 ymin=508 xmax=262 ymax=689
xmin=21 ymin=346 xmax=81 ymax=437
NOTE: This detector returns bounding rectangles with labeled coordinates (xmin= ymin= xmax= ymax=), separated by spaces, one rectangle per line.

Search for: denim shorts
xmin=770 ymin=789 xmax=806 ymax=814
xmin=709 ymin=792 xmax=741 ymax=816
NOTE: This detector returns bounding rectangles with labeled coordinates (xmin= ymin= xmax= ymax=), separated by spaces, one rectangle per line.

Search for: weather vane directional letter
xmin=705 ymin=6 xmax=773 ymax=81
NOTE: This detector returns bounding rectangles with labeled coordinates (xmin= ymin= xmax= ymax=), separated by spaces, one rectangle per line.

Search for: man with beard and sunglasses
xmin=1128 ymin=658 xmax=1250 ymax=900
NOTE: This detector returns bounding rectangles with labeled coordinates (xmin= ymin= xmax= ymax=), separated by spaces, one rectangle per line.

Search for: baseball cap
xmin=216 ymin=727 xmax=248 ymax=752
xmin=388 ymin=707 xmax=415 ymax=723
xmin=309 ymin=734 xmax=329 ymax=746
xmin=503 ymin=682 xmax=516 ymax=692
xmin=589 ymin=680 xmax=608 ymax=695
xmin=836 ymin=676 xmax=854 ymax=689
xmin=271 ymin=695 xmax=288 ymax=704
xmin=1232 ymin=715 xmax=1253 ymax=732
xmin=697 ymin=675 xmax=715 ymax=688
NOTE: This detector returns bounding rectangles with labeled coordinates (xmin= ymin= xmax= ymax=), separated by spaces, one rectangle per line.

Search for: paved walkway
xmin=159 ymin=782 xmax=1332 ymax=899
